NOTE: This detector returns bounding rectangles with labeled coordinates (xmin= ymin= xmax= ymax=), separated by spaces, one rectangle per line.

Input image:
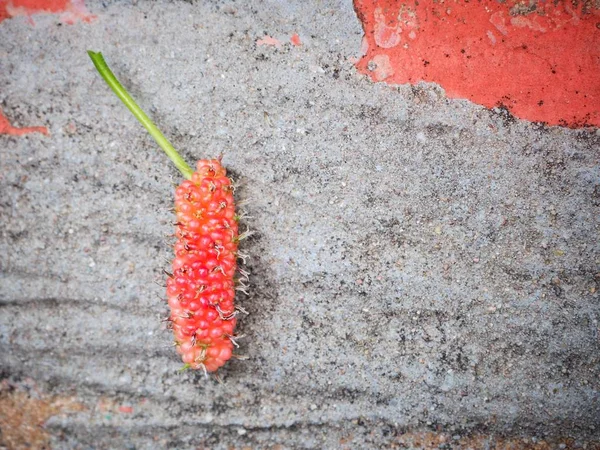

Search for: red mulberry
xmin=88 ymin=52 xmax=244 ymax=374
xmin=167 ymin=159 xmax=239 ymax=372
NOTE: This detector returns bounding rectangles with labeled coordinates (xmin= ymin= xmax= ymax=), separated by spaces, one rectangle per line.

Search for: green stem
xmin=87 ymin=51 xmax=193 ymax=179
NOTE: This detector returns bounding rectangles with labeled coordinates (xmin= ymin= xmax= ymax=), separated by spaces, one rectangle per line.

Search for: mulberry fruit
xmin=88 ymin=51 xmax=243 ymax=373
xmin=168 ymin=159 xmax=239 ymax=372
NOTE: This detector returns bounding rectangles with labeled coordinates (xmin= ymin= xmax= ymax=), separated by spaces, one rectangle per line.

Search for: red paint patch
xmin=0 ymin=109 xmax=48 ymax=136
xmin=354 ymin=0 xmax=600 ymax=128
xmin=0 ymin=0 xmax=95 ymax=24
xmin=118 ymin=405 xmax=133 ymax=414
xmin=256 ymin=35 xmax=282 ymax=48
xmin=290 ymin=33 xmax=302 ymax=46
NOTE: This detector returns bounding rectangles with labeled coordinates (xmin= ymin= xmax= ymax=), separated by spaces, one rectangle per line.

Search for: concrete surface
xmin=1 ymin=1 xmax=599 ymax=448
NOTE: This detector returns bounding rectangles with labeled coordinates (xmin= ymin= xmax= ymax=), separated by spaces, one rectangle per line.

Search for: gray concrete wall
xmin=1 ymin=1 xmax=598 ymax=448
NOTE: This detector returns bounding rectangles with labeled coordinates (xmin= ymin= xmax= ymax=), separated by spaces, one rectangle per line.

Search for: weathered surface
xmin=0 ymin=1 xmax=599 ymax=448
xmin=354 ymin=0 xmax=600 ymax=127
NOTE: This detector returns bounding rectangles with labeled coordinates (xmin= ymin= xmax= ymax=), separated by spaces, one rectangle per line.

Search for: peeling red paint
xmin=257 ymin=35 xmax=282 ymax=48
xmin=0 ymin=0 xmax=95 ymax=24
xmin=354 ymin=0 xmax=600 ymax=128
xmin=290 ymin=33 xmax=302 ymax=46
xmin=118 ymin=405 xmax=133 ymax=414
xmin=0 ymin=109 xmax=48 ymax=136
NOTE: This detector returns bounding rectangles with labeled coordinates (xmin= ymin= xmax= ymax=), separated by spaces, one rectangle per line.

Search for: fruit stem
xmin=87 ymin=51 xmax=193 ymax=179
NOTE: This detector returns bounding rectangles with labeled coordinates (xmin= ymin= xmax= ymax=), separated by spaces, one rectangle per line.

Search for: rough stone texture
xmin=0 ymin=1 xmax=599 ymax=448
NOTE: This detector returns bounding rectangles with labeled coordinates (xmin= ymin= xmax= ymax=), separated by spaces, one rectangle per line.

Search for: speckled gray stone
xmin=0 ymin=1 xmax=598 ymax=448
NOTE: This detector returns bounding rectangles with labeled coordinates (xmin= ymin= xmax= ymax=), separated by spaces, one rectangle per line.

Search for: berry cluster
xmin=167 ymin=159 xmax=238 ymax=373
